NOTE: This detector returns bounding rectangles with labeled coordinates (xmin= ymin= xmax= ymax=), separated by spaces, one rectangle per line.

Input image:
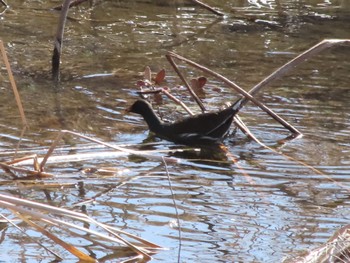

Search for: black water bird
xmin=126 ymin=99 xmax=241 ymax=145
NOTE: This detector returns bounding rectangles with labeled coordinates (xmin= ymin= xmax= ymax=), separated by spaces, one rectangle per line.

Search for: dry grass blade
xmin=0 ymin=40 xmax=28 ymax=127
xmin=0 ymin=194 xmax=162 ymax=261
xmin=100 ymin=223 xmax=163 ymax=250
xmin=14 ymin=212 xmax=96 ymax=262
xmin=286 ymin=225 xmax=350 ymax=263
xmin=0 ymin=213 xmax=63 ymax=260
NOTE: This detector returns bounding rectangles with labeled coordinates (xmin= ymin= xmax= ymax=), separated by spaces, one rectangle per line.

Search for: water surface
xmin=0 ymin=0 xmax=350 ymax=262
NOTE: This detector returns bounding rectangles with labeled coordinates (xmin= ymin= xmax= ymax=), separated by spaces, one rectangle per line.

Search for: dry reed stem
xmin=233 ymin=115 xmax=260 ymax=142
xmin=5 ymin=154 xmax=38 ymax=165
xmin=0 ymin=40 xmax=28 ymax=127
xmin=166 ymin=54 xmax=206 ymax=112
xmin=49 ymin=217 xmax=154 ymax=257
xmin=0 ymin=1 xmax=8 ymax=15
xmin=13 ymin=126 xmax=28 ymax=161
xmin=167 ymin=52 xmax=301 ymax=135
xmin=246 ymin=39 xmax=350 ymax=103
xmin=16 ymin=212 xmax=96 ymax=262
xmin=39 ymin=130 xmax=180 ymax=171
xmin=0 ymin=162 xmax=54 ymax=179
xmin=231 ymin=117 xmax=335 ymax=181
xmin=0 ymin=0 xmax=7 ymax=7
xmin=246 ymin=132 xmax=350 ymax=191
xmin=137 ymin=88 xmax=195 ymax=115
xmin=160 ymin=89 xmax=195 ymax=115
xmin=72 ymin=175 xmax=145 ymax=206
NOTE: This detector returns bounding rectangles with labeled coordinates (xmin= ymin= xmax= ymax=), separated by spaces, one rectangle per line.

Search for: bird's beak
xmin=124 ymin=105 xmax=132 ymax=114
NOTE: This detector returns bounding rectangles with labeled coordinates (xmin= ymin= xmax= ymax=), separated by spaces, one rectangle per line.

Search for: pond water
xmin=0 ymin=0 xmax=350 ymax=262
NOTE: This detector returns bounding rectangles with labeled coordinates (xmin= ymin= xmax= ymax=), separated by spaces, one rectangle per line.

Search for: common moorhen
xmin=126 ymin=99 xmax=241 ymax=145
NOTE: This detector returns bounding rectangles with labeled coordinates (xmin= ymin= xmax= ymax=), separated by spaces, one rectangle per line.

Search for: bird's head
xmin=125 ymin=100 xmax=153 ymax=115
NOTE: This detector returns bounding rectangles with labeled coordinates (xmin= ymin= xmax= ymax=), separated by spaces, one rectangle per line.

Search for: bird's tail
xmin=231 ymin=97 xmax=244 ymax=113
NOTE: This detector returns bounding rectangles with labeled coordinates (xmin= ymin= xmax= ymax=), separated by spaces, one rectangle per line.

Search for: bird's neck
xmin=141 ymin=109 xmax=163 ymax=132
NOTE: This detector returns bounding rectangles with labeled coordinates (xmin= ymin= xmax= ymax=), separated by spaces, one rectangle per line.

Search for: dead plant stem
xmin=167 ymin=51 xmax=301 ymax=135
xmin=39 ymin=130 xmax=179 ymax=171
xmin=0 ymin=40 xmax=28 ymax=127
xmin=0 ymin=213 xmax=63 ymax=260
xmin=52 ymin=0 xmax=71 ymax=81
xmin=166 ymin=54 xmax=206 ymax=112
xmin=190 ymin=0 xmax=224 ymax=16
xmin=162 ymin=157 xmax=182 ymax=263
xmin=244 ymin=39 xmax=350 ymax=105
